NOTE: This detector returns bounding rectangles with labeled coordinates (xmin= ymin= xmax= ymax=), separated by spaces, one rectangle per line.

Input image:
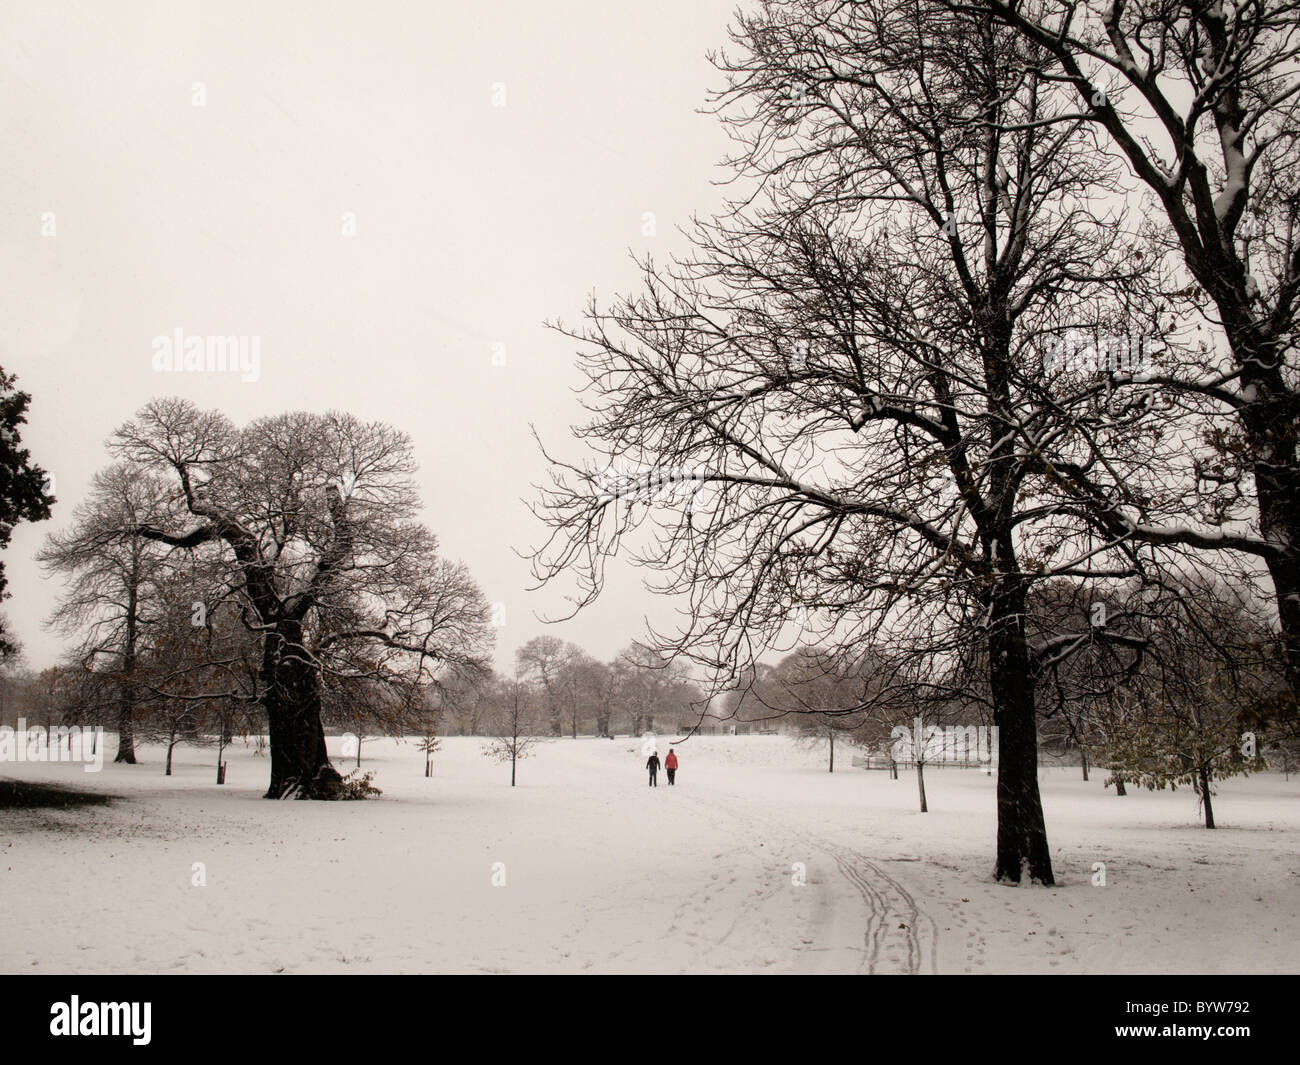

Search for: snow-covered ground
xmin=2 ymin=734 xmax=1297 ymax=974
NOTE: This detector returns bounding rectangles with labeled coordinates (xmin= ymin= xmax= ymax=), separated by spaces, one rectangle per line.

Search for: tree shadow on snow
xmin=0 ymin=778 xmax=118 ymax=810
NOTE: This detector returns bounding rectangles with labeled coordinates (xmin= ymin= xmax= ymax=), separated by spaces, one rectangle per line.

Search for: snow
xmin=2 ymin=735 xmax=1296 ymax=974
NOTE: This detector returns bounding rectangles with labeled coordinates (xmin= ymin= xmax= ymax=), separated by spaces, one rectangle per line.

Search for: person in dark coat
xmin=665 ymin=748 xmax=678 ymax=785
xmin=646 ymin=751 xmax=660 ymax=786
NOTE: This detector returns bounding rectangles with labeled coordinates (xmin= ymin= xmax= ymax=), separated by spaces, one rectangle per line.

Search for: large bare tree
xmin=110 ymin=398 xmax=494 ymax=799
xmin=531 ymin=0 xmax=1203 ymax=882
xmin=37 ymin=464 xmax=181 ymax=763
xmin=961 ymin=0 xmax=1300 ymax=712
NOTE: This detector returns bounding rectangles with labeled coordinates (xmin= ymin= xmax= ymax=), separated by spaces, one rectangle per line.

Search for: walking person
xmin=665 ymin=748 xmax=678 ymax=786
xmin=646 ymin=750 xmax=660 ymax=787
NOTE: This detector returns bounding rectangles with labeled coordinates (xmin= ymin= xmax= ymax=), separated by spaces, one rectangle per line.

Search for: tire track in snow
xmin=827 ymin=845 xmax=939 ymax=974
xmin=676 ymin=788 xmax=938 ymax=973
xmin=829 ymin=848 xmax=889 ymax=972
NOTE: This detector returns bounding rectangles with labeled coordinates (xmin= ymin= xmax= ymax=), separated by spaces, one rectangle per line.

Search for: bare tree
xmin=612 ymin=644 xmax=703 ymax=738
xmin=964 ymin=0 xmax=1300 ymax=715
xmin=761 ymin=646 xmax=887 ymax=770
xmin=482 ymin=674 xmax=545 ymax=786
xmin=111 ymin=399 xmax=494 ymax=799
xmin=432 ymin=662 xmax=494 ymax=736
xmin=322 ymin=673 xmax=427 ymax=769
xmin=36 ymin=464 xmax=177 ymax=764
xmin=130 ymin=577 xmax=260 ymax=778
xmin=568 ymin=654 xmax=617 ymax=737
xmin=531 ymin=0 xmax=1187 ymax=882
xmin=516 ymin=636 xmax=580 ymax=736
xmin=409 ymin=679 xmax=444 ymax=778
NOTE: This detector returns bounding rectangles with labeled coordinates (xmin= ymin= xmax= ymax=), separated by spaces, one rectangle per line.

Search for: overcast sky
xmin=0 ymin=0 xmax=744 ymax=674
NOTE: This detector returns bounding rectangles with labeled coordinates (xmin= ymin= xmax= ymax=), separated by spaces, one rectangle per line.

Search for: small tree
xmin=322 ymin=675 xmax=420 ymax=769
xmin=1265 ymin=729 xmax=1300 ymax=780
xmin=762 ymin=647 xmax=881 ymax=771
xmin=418 ymin=734 xmax=441 ymax=777
xmin=849 ymin=650 xmax=981 ymax=812
xmin=1094 ymin=576 xmax=1279 ymax=827
xmin=1102 ymin=687 xmax=1258 ymax=829
xmin=177 ymin=597 xmax=260 ymax=785
xmin=140 ymin=694 xmax=204 ymax=777
xmin=794 ymin=714 xmax=852 ymax=773
xmin=482 ymin=676 xmax=544 ymax=786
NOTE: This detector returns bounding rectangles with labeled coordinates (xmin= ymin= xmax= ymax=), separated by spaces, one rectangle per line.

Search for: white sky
xmin=0 ymin=0 xmax=744 ymax=673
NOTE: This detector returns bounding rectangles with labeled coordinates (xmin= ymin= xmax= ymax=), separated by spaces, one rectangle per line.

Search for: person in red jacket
xmin=665 ymin=748 xmax=678 ymax=785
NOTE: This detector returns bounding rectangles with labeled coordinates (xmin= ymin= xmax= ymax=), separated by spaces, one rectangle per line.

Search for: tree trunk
xmin=828 ymin=729 xmax=834 ymax=773
xmin=989 ymin=575 xmax=1054 ymax=885
xmin=1115 ymin=775 xmax=1127 ymax=796
xmin=166 ymin=735 xmax=176 ymax=776
xmin=1265 ymin=548 xmax=1300 ymax=707
xmin=916 ymin=759 xmax=927 ymax=813
xmin=1080 ymin=747 xmax=1089 ymax=782
xmin=262 ymin=626 xmax=343 ymax=799
xmin=1199 ymin=764 xmax=1216 ymax=829
xmin=115 ymin=699 xmax=137 ymax=764
xmin=1225 ymin=322 xmax=1300 ymax=714
xmin=115 ymin=578 xmax=139 ymax=764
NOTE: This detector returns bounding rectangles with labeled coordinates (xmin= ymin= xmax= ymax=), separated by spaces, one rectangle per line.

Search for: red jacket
xmin=665 ymin=753 xmax=678 ymax=769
